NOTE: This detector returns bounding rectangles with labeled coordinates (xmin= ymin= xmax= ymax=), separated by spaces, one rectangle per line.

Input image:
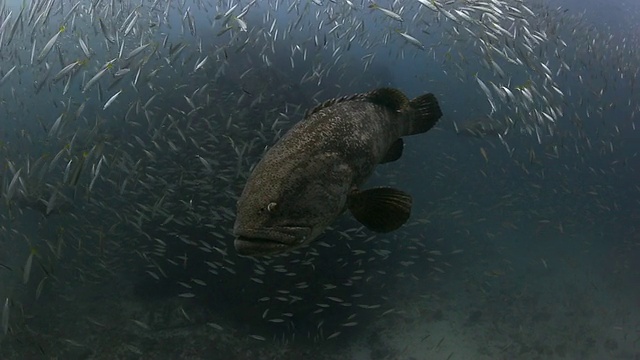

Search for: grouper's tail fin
xmin=403 ymin=93 xmax=442 ymax=135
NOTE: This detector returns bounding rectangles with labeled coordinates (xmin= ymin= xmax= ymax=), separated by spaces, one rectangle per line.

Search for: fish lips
xmin=233 ymin=226 xmax=311 ymax=256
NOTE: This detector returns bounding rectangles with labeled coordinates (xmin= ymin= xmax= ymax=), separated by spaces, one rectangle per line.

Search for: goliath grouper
xmin=233 ymin=88 xmax=442 ymax=256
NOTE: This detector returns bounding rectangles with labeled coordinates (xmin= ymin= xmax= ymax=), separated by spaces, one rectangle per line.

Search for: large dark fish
xmin=233 ymin=88 xmax=442 ymax=256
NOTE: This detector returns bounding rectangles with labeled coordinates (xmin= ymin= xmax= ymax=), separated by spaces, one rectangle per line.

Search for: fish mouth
xmin=234 ymin=236 xmax=289 ymax=256
xmin=233 ymin=227 xmax=311 ymax=256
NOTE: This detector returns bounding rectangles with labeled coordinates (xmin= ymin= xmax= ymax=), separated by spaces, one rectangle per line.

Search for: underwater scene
xmin=0 ymin=0 xmax=639 ymax=359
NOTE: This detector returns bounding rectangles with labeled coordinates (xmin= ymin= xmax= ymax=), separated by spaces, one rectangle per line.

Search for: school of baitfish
xmin=0 ymin=0 xmax=638 ymax=357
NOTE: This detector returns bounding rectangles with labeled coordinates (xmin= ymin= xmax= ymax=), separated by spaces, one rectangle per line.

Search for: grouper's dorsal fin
xmin=365 ymin=88 xmax=409 ymax=112
xmin=304 ymin=93 xmax=364 ymax=118
xmin=304 ymin=88 xmax=409 ymax=118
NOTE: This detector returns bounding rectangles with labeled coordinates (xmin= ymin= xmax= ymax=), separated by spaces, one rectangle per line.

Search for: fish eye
xmin=267 ymin=202 xmax=277 ymax=212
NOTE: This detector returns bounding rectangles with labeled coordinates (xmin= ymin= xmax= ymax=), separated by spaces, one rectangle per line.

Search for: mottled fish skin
xmin=233 ymin=88 xmax=442 ymax=256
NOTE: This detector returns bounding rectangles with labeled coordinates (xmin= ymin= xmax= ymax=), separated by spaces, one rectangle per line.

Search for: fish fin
xmin=304 ymin=87 xmax=409 ymax=118
xmin=304 ymin=93 xmax=363 ymax=117
xmin=365 ymin=88 xmax=409 ymax=111
xmin=379 ymin=138 xmax=403 ymax=163
xmin=403 ymin=93 xmax=442 ymax=135
xmin=348 ymin=187 xmax=412 ymax=233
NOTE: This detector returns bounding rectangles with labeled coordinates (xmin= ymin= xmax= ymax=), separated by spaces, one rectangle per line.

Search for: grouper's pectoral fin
xmin=379 ymin=138 xmax=403 ymax=164
xmin=347 ymin=187 xmax=412 ymax=233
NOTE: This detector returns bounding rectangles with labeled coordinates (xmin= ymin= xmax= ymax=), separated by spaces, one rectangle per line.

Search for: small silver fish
xmin=2 ymin=298 xmax=9 ymax=334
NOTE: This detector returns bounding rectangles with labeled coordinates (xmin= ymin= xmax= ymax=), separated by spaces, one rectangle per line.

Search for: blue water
xmin=0 ymin=0 xmax=639 ymax=359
